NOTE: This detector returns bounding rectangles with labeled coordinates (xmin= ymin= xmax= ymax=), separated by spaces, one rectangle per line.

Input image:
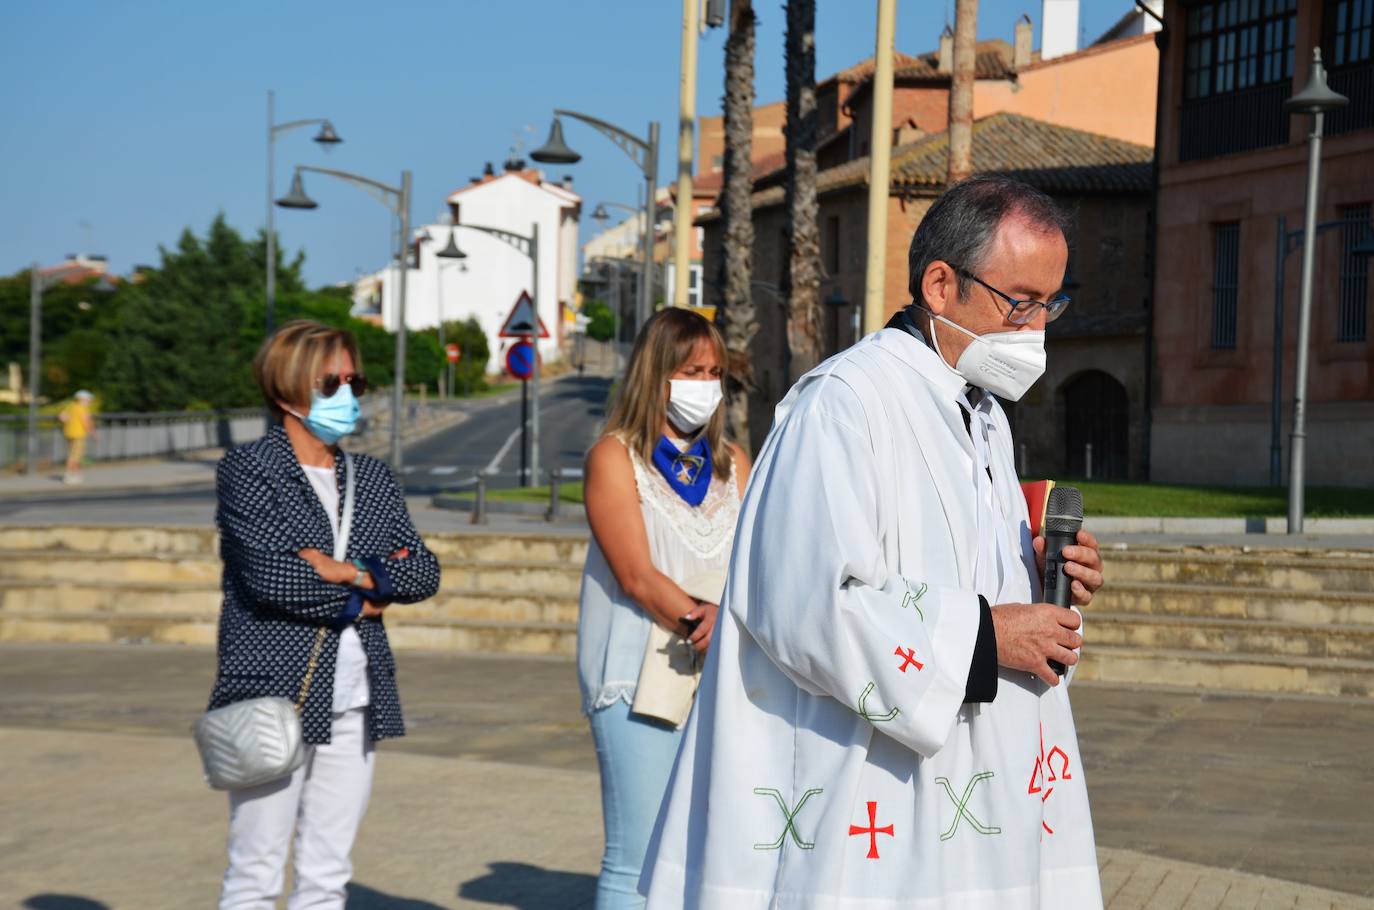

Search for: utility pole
xmin=948 ymin=0 xmax=978 ymax=185
xmin=863 ymin=0 xmax=897 ymax=335
xmin=673 ymin=0 xmax=701 ymax=308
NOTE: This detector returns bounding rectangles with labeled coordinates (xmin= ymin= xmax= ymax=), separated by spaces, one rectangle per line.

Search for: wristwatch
xmin=351 ymin=559 xmax=367 ymax=587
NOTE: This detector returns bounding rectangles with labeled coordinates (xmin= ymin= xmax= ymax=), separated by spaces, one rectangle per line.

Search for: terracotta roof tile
xmin=698 ymin=112 xmax=1153 ymax=222
xmin=833 ymin=51 xmax=925 ymax=84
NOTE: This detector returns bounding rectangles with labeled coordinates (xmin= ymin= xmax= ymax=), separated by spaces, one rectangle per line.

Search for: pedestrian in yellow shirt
xmin=59 ymin=390 xmax=95 ymax=484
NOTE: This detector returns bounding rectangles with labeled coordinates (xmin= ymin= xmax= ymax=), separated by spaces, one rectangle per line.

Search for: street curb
xmin=431 ymin=494 xmax=587 ymax=522
xmin=1086 ymin=516 xmax=1374 ymax=535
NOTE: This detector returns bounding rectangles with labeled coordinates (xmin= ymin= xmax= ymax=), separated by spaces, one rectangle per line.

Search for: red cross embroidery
xmin=893 ymin=645 xmax=924 ymax=673
xmin=1027 ymin=724 xmax=1073 ymax=835
xmin=848 ymin=801 xmax=894 ymax=859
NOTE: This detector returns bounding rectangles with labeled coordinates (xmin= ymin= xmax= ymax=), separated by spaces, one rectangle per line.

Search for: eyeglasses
xmin=316 ymin=373 xmax=368 ymax=398
xmin=949 ymin=264 xmax=1071 ymax=325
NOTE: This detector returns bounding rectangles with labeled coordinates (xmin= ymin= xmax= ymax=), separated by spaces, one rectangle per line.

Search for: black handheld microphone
xmin=1042 ymin=485 xmax=1083 ymax=676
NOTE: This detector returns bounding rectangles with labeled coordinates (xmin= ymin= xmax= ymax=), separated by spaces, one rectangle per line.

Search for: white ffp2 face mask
xmin=666 ymin=379 xmax=724 ymax=433
xmin=927 ymin=311 xmax=1046 ymax=401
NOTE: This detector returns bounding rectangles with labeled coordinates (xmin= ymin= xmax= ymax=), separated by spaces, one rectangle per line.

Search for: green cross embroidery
xmin=752 ymin=787 xmax=824 ymax=850
xmin=900 ymin=582 xmax=928 ymax=619
xmin=857 ymin=681 xmax=900 ymax=723
xmin=936 ymin=772 xmax=1002 ymax=841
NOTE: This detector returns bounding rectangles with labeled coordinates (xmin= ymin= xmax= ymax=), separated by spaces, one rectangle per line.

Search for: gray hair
xmin=906 ymin=175 xmax=1072 ymax=303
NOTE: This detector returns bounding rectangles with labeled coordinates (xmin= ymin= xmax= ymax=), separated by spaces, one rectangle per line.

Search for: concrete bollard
xmin=471 ymin=472 xmax=489 ymax=525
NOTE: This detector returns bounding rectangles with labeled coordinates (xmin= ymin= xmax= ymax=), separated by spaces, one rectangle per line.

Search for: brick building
xmin=1150 ymin=0 xmax=1374 ymax=487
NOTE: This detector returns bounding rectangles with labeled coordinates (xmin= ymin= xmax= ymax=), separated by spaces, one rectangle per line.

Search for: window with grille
xmin=1212 ymin=223 xmax=1241 ymax=349
xmin=1325 ymin=0 xmax=1374 ymax=134
xmin=1339 ymin=204 xmax=1371 ymax=342
xmin=1180 ymin=0 xmax=1297 ymax=160
xmin=1185 ymin=0 xmax=1296 ymax=99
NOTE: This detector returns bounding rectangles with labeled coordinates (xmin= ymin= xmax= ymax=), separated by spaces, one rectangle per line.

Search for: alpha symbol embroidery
xmin=936 ymin=772 xmax=1002 ymax=841
xmin=894 ymin=645 xmax=924 ymax=673
xmin=752 ymin=787 xmax=823 ymax=851
xmin=900 ymin=582 xmax=928 ymax=619
xmin=848 ymin=801 xmax=894 ymax=859
xmin=1028 ymin=724 xmax=1072 ymax=835
xmin=857 ymin=681 xmax=900 ymax=722
xmin=672 ymin=454 xmax=704 ymax=485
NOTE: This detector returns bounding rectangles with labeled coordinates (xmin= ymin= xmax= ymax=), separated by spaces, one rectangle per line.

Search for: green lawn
xmin=471 ymin=478 xmax=1374 ymax=518
xmin=1062 ymin=479 xmax=1374 ymax=518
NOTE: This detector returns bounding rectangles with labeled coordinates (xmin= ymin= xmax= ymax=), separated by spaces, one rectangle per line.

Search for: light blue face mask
xmin=290 ymin=386 xmax=360 ymax=445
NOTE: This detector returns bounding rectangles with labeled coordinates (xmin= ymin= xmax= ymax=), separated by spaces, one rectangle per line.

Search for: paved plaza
xmin=2 ymin=643 xmax=1371 ymax=909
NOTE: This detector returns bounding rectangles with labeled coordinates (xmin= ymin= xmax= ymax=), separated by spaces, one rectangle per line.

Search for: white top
xmin=302 ymin=464 xmax=370 ymax=713
xmin=575 ymin=435 xmax=741 ymax=715
xmin=641 ymin=328 xmax=1099 ymax=909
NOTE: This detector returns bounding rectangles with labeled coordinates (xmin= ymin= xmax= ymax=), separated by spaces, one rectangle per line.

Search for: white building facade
xmin=356 ymin=164 xmax=581 ymax=368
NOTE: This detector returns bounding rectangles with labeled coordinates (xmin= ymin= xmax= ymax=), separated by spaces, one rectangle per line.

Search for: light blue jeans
xmin=588 ymin=699 xmax=684 ymax=910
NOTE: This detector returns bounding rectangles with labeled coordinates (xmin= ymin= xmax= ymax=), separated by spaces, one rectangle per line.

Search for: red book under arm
xmin=1020 ymin=479 xmax=1056 ymax=538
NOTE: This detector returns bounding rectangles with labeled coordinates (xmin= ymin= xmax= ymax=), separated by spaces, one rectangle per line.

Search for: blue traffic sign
xmin=505 ymin=341 xmax=536 ymax=381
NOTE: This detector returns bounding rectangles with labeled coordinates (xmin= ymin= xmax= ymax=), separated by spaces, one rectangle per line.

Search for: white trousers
xmin=219 ymin=708 xmax=375 ymax=910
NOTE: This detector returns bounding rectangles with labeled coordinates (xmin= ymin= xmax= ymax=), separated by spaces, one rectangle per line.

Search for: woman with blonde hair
xmin=209 ymin=320 xmax=440 ymax=909
xmin=577 ymin=307 xmax=751 ymax=909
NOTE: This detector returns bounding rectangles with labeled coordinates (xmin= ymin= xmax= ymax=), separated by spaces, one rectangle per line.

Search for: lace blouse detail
xmin=629 ymin=448 xmax=740 ymax=563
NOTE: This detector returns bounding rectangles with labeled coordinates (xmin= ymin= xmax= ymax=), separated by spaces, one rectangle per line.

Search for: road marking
xmin=401 ymin=466 xmax=418 ymax=475
xmin=485 ymin=426 xmax=522 ymax=475
xmin=430 ymin=466 xmax=459 ymax=475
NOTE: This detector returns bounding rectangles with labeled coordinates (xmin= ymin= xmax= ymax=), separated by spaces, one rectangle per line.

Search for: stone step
xmin=1093 ymin=581 xmax=1374 ymax=625
xmin=0 ymin=552 xmax=585 ymax=597
xmin=0 ymin=610 xmax=576 ymax=658
xmin=1104 ymin=548 xmax=1374 ymax=594
xmin=1087 ymin=612 xmax=1374 ymax=661
xmin=0 ymin=526 xmax=590 ymax=568
xmin=0 ymin=580 xmax=580 ymax=627
xmin=1075 ymin=644 xmax=1374 ymax=699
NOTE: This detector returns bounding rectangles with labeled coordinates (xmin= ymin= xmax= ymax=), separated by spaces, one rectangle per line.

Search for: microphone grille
xmin=1045 ymin=485 xmax=1083 ymax=533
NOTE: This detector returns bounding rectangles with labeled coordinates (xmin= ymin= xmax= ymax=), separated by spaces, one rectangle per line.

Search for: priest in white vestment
xmin=640 ymin=175 xmax=1107 ymax=909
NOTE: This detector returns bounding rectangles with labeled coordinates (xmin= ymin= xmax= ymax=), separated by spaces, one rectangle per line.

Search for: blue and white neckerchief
xmin=651 ymin=434 xmax=713 ymax=507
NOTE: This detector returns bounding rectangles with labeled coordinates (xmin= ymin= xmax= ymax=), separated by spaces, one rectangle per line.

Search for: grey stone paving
xmin=2 ymin=644 xmax=1371 ymax=908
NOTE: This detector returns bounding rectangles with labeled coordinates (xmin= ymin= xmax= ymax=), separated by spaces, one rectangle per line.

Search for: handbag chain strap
xmin=294 ymin=627 xmax=328 ymax=713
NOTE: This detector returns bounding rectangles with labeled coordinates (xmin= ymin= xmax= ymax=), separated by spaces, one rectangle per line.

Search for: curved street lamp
xmin=1283 ymin=48 xmax=1349 ymax=533
xmin=532 ymin=109 xmax=659 ymax=333
xmin=277 ymin=164 xmax=413 ymax=476
xmin=265 ymin=91 xmax=341 ymax=335
xmin=424 ymin=229 xmax=467 ymax=400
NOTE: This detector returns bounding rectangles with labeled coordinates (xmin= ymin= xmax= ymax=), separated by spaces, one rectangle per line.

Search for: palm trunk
xmin=947 ymin=0 xmax=978 ymax=185
xmin=783 ymin=0 xmax=822 ymax=384
xmin=721 ymin=0 xmax=759 ymax=450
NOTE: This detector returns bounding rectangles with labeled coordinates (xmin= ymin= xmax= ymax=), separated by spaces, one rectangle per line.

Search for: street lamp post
xmin=452 ymin=220 xmax=542 ymax=486
xmin=429 ymin=230 xmax=467 ymax=399
xmin=1269 ymin=212 xmax=1373 ymax=487
xmin=1283 ymin=48 xmax=1348 ymax=534
xmin=277 ymin=165 xmax=412 ymax=475
xmin=265 ymin=91 xmax=340 ymax=336
xmin=592 ymin=200 xmax=643 ymax=365
xmin=532 ymin=110 xmax=660 ymax=333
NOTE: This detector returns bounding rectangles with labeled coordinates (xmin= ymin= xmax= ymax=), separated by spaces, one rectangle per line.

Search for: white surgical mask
xmin=666 ymin=379 xmax=724 ymax=433
xmin=925 ymin=310 xmax=1046 ymax=401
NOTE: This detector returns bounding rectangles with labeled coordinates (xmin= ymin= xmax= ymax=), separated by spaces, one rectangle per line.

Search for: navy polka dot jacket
xmin=207 ymin=425 xmax=441 ymax=744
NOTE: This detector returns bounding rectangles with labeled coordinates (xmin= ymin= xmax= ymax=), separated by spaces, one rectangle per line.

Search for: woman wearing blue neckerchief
xmin=577 ymin=308 xmax=751 ymax=910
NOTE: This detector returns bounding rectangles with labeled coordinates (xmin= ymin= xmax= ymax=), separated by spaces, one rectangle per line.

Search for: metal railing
xmin=1179 ymin=81 xmax=1291 ymax=162
xmin=1328 ymin=62 xmax=1374 ymax=136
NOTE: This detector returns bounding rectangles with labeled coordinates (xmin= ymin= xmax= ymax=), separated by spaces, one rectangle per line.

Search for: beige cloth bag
xmin=631 ymin=570 xmax=727 ymax=728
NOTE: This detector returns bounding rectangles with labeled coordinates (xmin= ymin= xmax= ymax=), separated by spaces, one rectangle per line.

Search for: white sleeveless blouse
xmin=576 ymin=437 xmax=741 ymax=715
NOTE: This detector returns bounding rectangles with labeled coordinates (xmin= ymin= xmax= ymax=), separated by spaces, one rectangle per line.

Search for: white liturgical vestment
xmin=641 ymin=324 xmax=1100 ymax=909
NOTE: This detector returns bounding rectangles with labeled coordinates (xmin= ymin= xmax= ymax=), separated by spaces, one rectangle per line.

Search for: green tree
xmin=443 ymin=318 xmax=490 ymax=395
xmin=583 ymin=299 xmax=615 ymax=343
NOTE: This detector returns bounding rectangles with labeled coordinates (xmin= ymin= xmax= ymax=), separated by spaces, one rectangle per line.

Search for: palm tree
xmin=783 ymin=0 xmax=822 ymax=383
xmin=720 ymin=0 xmax=760 ymax=450
xmin=948 ymin=0 xmax=979 ymax=185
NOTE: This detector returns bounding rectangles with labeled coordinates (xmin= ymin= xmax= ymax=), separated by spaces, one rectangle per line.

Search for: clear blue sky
xmin=0 ymin=1 xmax=1126 ymax=289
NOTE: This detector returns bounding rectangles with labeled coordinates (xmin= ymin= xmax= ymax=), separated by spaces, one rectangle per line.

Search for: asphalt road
xmin=400 ymin=373 xmax=611 ymax=494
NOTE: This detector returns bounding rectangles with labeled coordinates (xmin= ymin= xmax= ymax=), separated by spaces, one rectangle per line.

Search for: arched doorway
xmin=1062 ymin=371 xmax=1129 ymax=479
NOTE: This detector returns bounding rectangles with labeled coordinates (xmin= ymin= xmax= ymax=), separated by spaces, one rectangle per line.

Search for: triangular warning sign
xmin=498 ymin=290 xmax=550 ymax=338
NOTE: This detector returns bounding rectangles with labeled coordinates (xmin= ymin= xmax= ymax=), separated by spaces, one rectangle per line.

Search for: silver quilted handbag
xmin=193 ymin=628 xmax=327 ymax=790
xmin=193 ymin=453 xmax=355 ymax=791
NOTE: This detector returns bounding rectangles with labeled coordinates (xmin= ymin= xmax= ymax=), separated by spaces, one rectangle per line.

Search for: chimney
xmin=561 ymin=174 xmax=574 ymax=189
xmin=1014 ymin=14 xmax=1033 ymax=69
xmin=503 ymin=156 xmax=525 ymax=173
xmin=482 ymin=161 xmax=495 ymax=177
xmin=938 ymin=25 xmax=954 ymax=74
xmin=1040 ymin=0 xmax=1079 ymax=61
